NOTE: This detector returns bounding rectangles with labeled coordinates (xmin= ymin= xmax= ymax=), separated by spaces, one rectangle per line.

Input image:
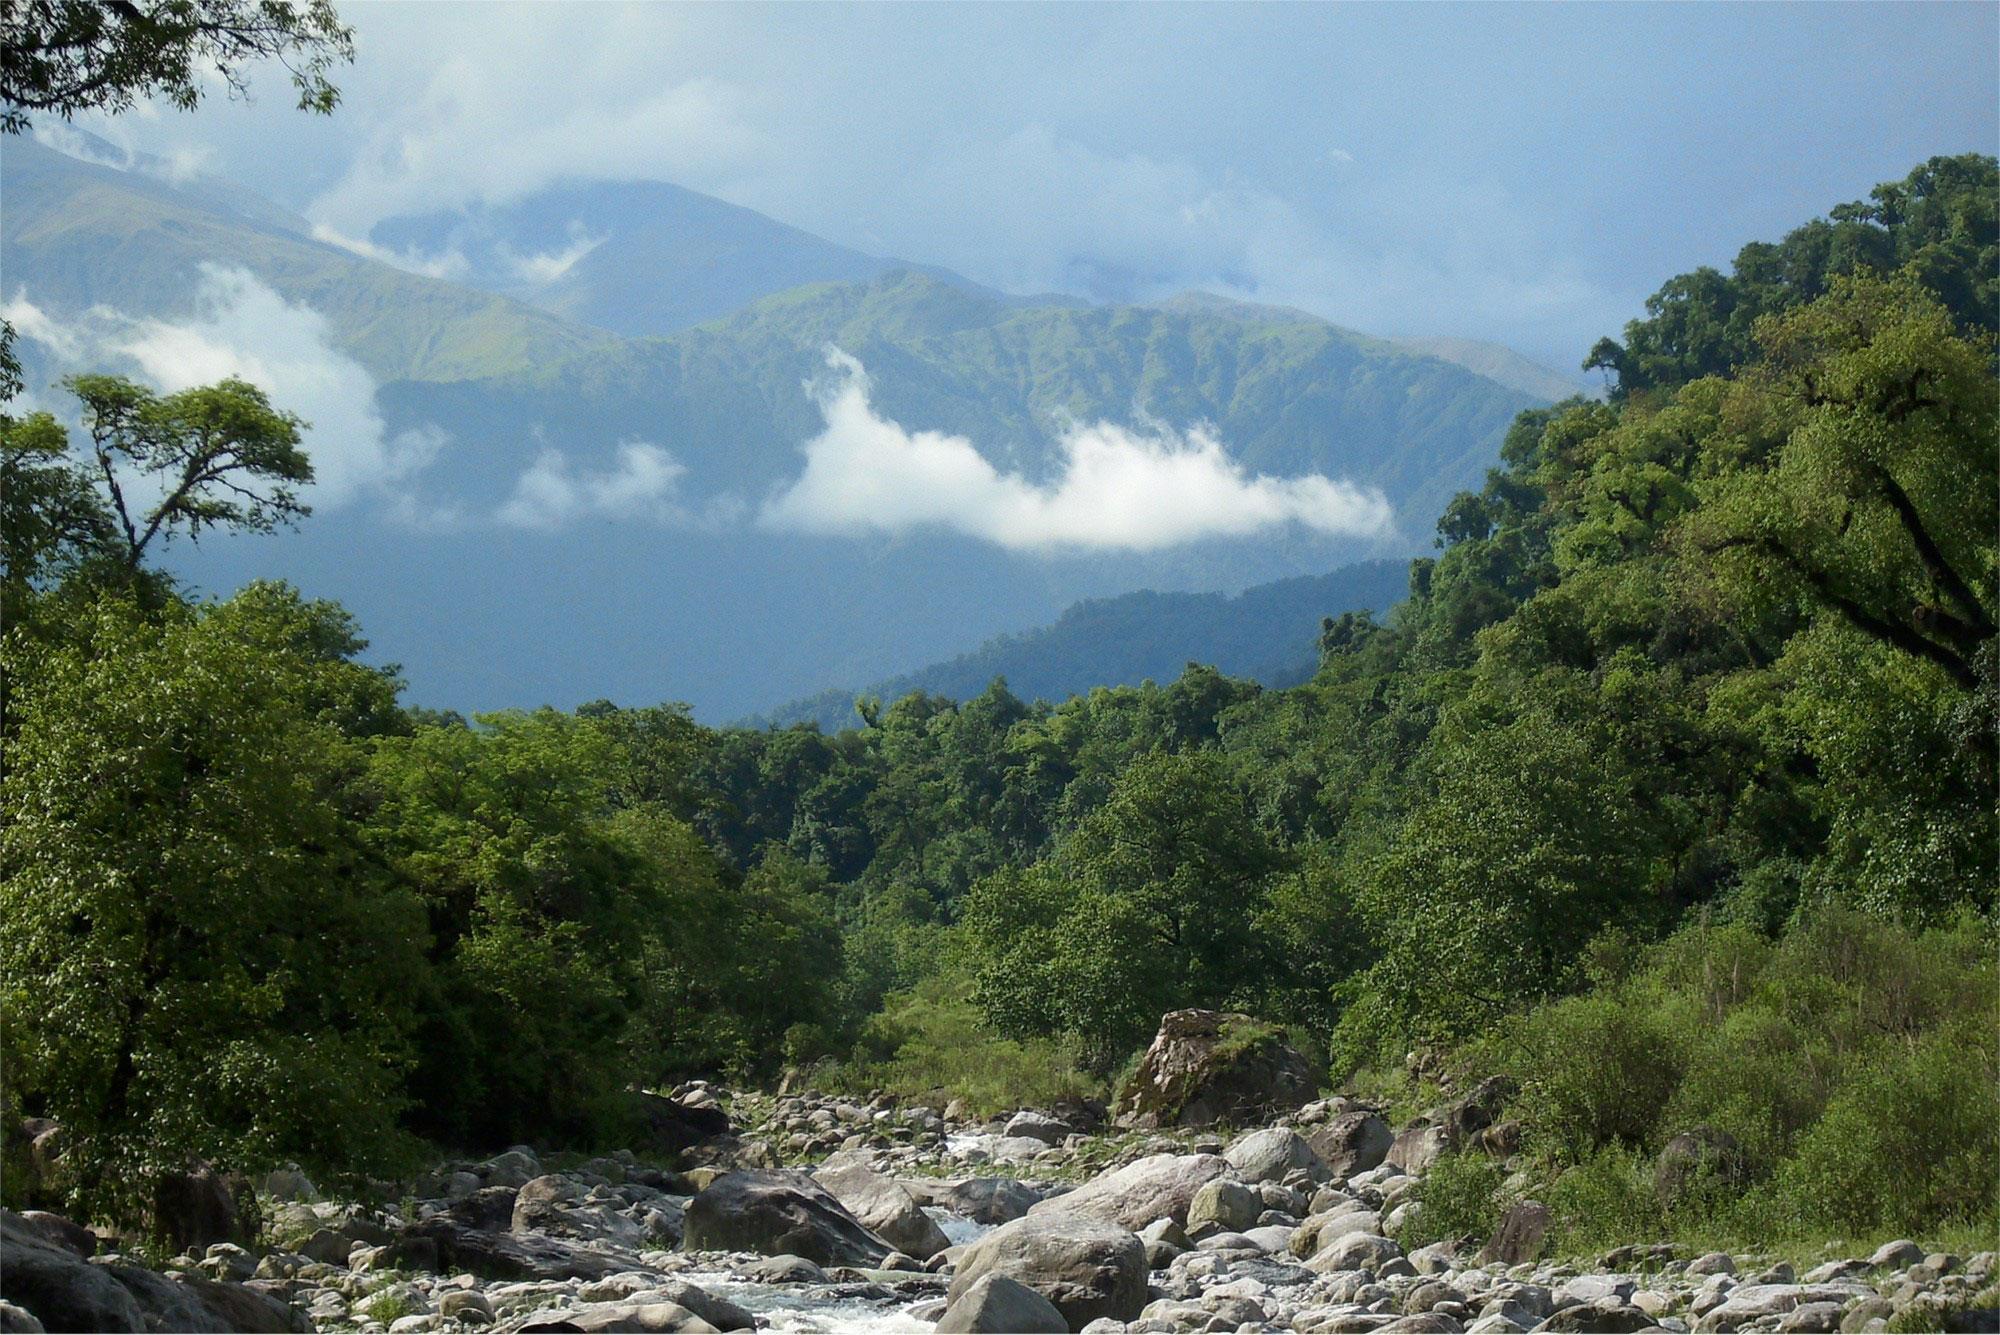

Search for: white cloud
xmin=761 ymin=350 xmax=1393 ymax=552
xmin=310 ymin=224 xmax=469 ymax=282
xmin=502 ymin=230 xmax=606 ymax=285
xmin=497 ymin=442 xmax=689 ymax=530
xmin=17 ymin=267 xmax=446 ymax=508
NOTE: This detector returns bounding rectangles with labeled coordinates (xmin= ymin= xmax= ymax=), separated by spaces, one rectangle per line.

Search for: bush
xmin=1544 ymin=1147 xmax=1665 ymax=1255
xmin=1395 ymin=1151 xmax=1503 ymax=1251
xmin=1762 ymin=1020 xmax=2000 ymax=1235
xmin=1507 ymin=989 xmax=1689 ymax=1161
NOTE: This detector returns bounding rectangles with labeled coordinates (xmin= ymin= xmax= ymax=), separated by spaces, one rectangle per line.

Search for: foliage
xmin=0 ymin=0 xmax=354 ymax=132
xmin=1393 ymin=1151 xmax=1504 ymax=1251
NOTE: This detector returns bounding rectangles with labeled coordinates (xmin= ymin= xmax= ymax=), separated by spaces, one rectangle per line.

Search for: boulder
xmin=1305 ymin=1112 xmax=1394 ymax=1183
xmin=1115 ymin=1010 xmax=1316 ymax=1128
xmin=394 ymin=1217 xmax=626 ymax=1281
xmin=1225 ymin=1128 xmax=1328 ymax=1185
xmin=1870 ymin=1239 xmax=1926 ymax=1271
xmin=626 ymin=1089 xmax=731 ymax=1157
xmin=1185 ymin=1180 xmax=1262 ymax=1236
xmin=1693 ymin=1283 xmax=1876 ymax=1332
xmin=1385 ymin=1122 xmax=1449 ymax=1175
xmin=519 ymin=1302 xmax=718 ymax=1333
xmin=1026 ymin=1153 xmax=1228 ymax=1231
xmin=17 ymin=1212 xmax=94 ymax=1258
xmin=812 ymin=1160 xmax=951 ymax=1260
xmin=682 ymin=1169 xmax=895 ymax=1268
xmin=935 ymin=1272 xmax=1071 ymax=1334
xmin=511 ymin=1174 xmax=648 ymax=1248
xmin=1656 ymin=1127 xmax=1748 ymax=1210
xmin=1477 ymin=1200 xmax=1550 ymax=1266
xmin=0 ymin=1212 xmax=146 ymax=1332
xmin=644 ymin=1281 xmax=754 ymax=1332
xmin=907 ymin=1177 xmax=1043 ymax=1225
xmin=947 ymin=1213 xmax=1148 ymax=1332
xmin=150 ymin=1163 xmax=248 ymax=1253
xmin=0 ymin=1303 xmax=43 ymax=1334
xmin=1004 ymin=1112 xmax=1078 ymax=1145
xmin=1310 ymin=1231 xmax=1403 ymax=1274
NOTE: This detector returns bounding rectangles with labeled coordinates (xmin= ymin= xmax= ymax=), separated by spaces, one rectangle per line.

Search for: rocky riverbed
xmin=4 ymin=1013 xmax=1995 ymax=1335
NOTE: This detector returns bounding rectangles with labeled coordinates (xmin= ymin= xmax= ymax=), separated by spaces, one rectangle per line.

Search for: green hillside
xmin=751 ymin=558 xmax=1412 ymax=730
xmin=1 ymin=135 xmax=614 ymax=383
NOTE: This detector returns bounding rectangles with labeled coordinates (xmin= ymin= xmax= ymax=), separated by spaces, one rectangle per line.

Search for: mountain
xmin=1 ymin=133 xmax=614 ymax=383
xmin=749 ymin=558 xmax=1412 ymax=731
xmin=369 ymin=180 xmax=1000 ymax=337
xmin=1390 ymin=335 xmax=1591 ymax=401
xmin=3 ymin=138 xmax=1553 ymax=721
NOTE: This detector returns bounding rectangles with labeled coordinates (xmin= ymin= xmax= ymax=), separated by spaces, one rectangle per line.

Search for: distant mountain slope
xmin=749 ymin=558 xmax=1412 ymax=731
xmin=1 ymin=134 xmax=614 ymax=383
xmin=370 ymin=179 xmax=991 ymax=337
xmin=1391 ymin=335 xmax=1590 ymax=401
xmin=412 ymin=271 xmax=1545 ymax=542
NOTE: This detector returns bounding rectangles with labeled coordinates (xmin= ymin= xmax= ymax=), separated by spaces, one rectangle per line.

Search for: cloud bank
xmin=498 ymin=442 xmax=689 ymax=530
xmin=761 ymin=350 xmax=1392 ymax=552
xmin=7 ymin=267 xmax=443 ymax=508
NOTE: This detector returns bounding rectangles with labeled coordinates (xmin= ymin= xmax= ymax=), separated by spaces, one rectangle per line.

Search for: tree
xmin=61 ymin=374 xmax=314 ymax=571
xmin=0 ymin=0 xmax=353 ymax=133
xmin=0 ymin=589 xmax=426 ymax=1224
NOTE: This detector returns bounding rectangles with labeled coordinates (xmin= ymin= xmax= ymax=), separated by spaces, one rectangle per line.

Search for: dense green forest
xmin=2 ymin=154 xmax=1995 ymax=1254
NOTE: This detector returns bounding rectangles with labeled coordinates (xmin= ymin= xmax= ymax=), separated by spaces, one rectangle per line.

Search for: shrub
xmin=1507 ymin=989 xmax=1689 ymax=1161
xmin=1395 ymin=1151 xmax=1503 ymax=1251
xmin=1544 ymin=1146 xmax=1665 ymax=1255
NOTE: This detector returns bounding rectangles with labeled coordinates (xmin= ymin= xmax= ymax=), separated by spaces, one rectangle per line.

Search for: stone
xmin=1310 ymin=1232 xmax=1403 ymax=1274
xmin=512 ymin=1174 xmax=649 ymax=1248
xmin=519 ymin=1302 xmax=719 ymax=1333
xmin=1306 ymin=1112 xmax=1395 ymax=1183
xmin=1477 ymin=1200 xmax=1550 ymax=1267
xmin=744 ymin=1253 xmax=825 ymax=1283
xmin=1693 ymin=1283 xmax=1875 ymax=1331
xmin=1385 ymin=1122 xmax=1450 ymax=1175
xmin=1114 ymin=1009 xmax=1316 ymax=1129
xmin=17 ymin=1211 xmax=94 ymax=1258
xmin=1539 ymin=1301 xmax=1653 ymax=1333
xmin=1006 ymin=1112 xmax=1079 ymax=1145
xmin=935 ymin=1272 xmax=1071 ymax=1333
xmin=259 ymin=1167 xmax=318 ymax=1202
xmin=302 ymin=1228 xmax=357 ymax=1266
xmin=643 ymin=1281 xmax=754 ymax=1332
xmin=1186 ymin=1180 xmax=1262 ymax=1236
xmin=1655 ymin=1127 xmax=1748 ymax=1210
xmin=682 ymin=1169 xmax=895 ymax=1268
xmin=1026 ymin=1153 xmax=1228 ymax=1230
xmin=1688 ymin=1252 xmax=1737 ymax=1277
xmin=1225 ymin=1128 xmax=1329 ymax=1185
xmin=0 ymin=1303 xmax=44 ymax=1334
xmin=1292 ymin=1208 xmax=1384 ymax=1259
xmin=200 ymin=1242 xmax=257 ymax=1282
xmin=948 ymin=1212 xmax=1149 ymax=1331
xmin=1840 ymin=1298 xmax=1894 ymax=1333
xmin=437 ymin=1290 xmax=494 ymax=1322
xmin=905 ymin=1177 xmax=1043 ymax=1225
xmin=626 ymin=1089 xmax=731 ymax=1157
xmin=1870 ymin=1239 xmax=1926 ymax=1271
xmin=1778 ymin=1302 xmax=1845 ymax=1333
xmin=150 ymin=1163 xmax=247 ymax=1253
xmin=449 ymin=1185 xmax=523 ymax=1232
xmin=393 ymin=1218 xmax=626 ymax=1281
xmin=0 ymin=1211 xmax=147 ymax=1332
xmin=812 ymin=1159 xmax=951 ymax=1259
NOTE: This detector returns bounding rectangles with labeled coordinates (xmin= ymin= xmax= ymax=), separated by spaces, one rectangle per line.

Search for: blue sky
xmin=55 ymin=1 xmax=2000 ymax=368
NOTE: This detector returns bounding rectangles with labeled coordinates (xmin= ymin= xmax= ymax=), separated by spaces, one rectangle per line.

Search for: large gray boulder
xmin=0 ymin=1213 xmax=147 ymax=1333
xmin=811 ymin=1159 xmax=950 ymax=1260
xmin=394 ymin=1217 xmax=627 ymax=1281
xmin=512 ymin=1174 xmax=649 ymax=1248
xmin=1306 ymin=1111 xmax=1394 ymax=1182
xmin=1185 ymin=1179 xmax=1262 ymax=1236
xmin=935 ymin=1272 xmax=1070 ymax=1334
xmin=1115 ymin=1010 xmax=1316 ymax=1128
xmin=682 ymin=1169 xmax=894 ymax=1268
xmin=520 ymin=1302 xmax=719 ymax=1333
xmin=905 ymin=1176 xmax=1043 ymax=1225
xmin=1026 ymin=1153 xmax=1228 ymax=1230
xmin=948 ymin=1213 xmax=1148 ymax=1332
xmin=1224 ymin=1127 xmax=1328 ymax=1185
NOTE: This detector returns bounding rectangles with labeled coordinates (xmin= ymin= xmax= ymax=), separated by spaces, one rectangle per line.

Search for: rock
xmin=645 ymin=1281 xmax=754 ymax=1332
xmin=173 ymin=1273 xmax=307 ymax=1333
xmin=520 ymin=1302 xmax=719 ymax=1333
xmin=1114 ymin=1009 xmax=1316 ymax=1129
xmin=0 ymin=1211 xmax=147 ymax=1332
xmin=1186 ymin=1180 xmax=1262 ymax=1236
xmin=1026 ymin=1153 xmax=1228 ymax=1230
xmin=1386 ymin=1122 xmax=1450 ymax=1175
xmin=1778 ymin=1303 xmax=1845 ymax=1333
xmin=395 ymin=1218 xmax=625 ymax=1281
xmin=935 ymin=1272 xmax=1071 ymax=1333
xmin=908 ymin=1177 xmax=1043 ymax=1225
xmin=17 ymin=1211 xmax=94 ymax=1259
xmin=302 ymin=1228 xmax=357 ymax=1266
xmin=449 ymin=1185 xmax=523 ymax=1232
xmin=626 ymin=1090 xmax=731 ymax=1157
xmin=1841 ymin=1298 xmax=1894 ymax=1332
xmin=1225 ymin=1128 xmax=1329 ymax=1185
xmin=1480 ymin=1207 xmax=1552 ymax=1271
xmin=1655 ymin=1127 xmax=1748 ymax=1210
xmin=1438 ymin=1077 xmax=1516 ymax=1142
xmin=812 ymin=1160 xmax=951 ymax=1260
xmin=200 ymin=1242 xmax=257 ymax=1282
xmin=1292 ymin=1208 xmax=1383 ymax=1259
xmin=1305 ymin=1112 xmax=1395 ymax=1183
xmin=478 ymin=1149 xmax=541 ymax=1189
xmin=1407 ymin=1241 xmax=1461 ymax=1275
xmin=151 ymin=1163 xmax=247 ymax=1253
xmin=0 ymin=1302 xmax=44 ymax=1334
xmin=948 ymin=1212 xmax=1149 ymax=1331
xmin=745 ymin=1253 xmax=826 ymax=1284
xmin=1539 ymin=1301 xmax=1653 ymax=1333
xmin=1310 ymin=1232 xmax=1403 ymax=1274
xmin=1688 ymin=1252 xmax=1737 ymax=1277
xmin=438 ymin=1290 xmax=494 ymax=1323
xmin=511 ymin=1175 xmax=648 ymax=1248
xmin=684 ymin=1170 xmax=894 ymax=1267
xmin=1693 ymin=1283 xmax=1876 ymax=1331
xmin=259 ymin=1167 xmax=318 ymax=1202
xmin=1870 ymin=1239 xmax=1926 ymax=1270
xmin=1005 ymin=1112 xmax=1078 ymax=1145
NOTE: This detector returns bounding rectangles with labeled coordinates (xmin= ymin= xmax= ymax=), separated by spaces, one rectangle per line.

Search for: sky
xmin=49 ymin=1 xmax=2000 ymax=371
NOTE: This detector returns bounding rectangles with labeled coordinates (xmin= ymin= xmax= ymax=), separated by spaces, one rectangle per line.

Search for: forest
xmin=0 ymin=10 xmax=1995 ymax=1259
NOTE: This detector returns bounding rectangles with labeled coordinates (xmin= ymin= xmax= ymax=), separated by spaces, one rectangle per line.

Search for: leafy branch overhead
xmin=0 ymin=0 xmax=354 ymax=133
